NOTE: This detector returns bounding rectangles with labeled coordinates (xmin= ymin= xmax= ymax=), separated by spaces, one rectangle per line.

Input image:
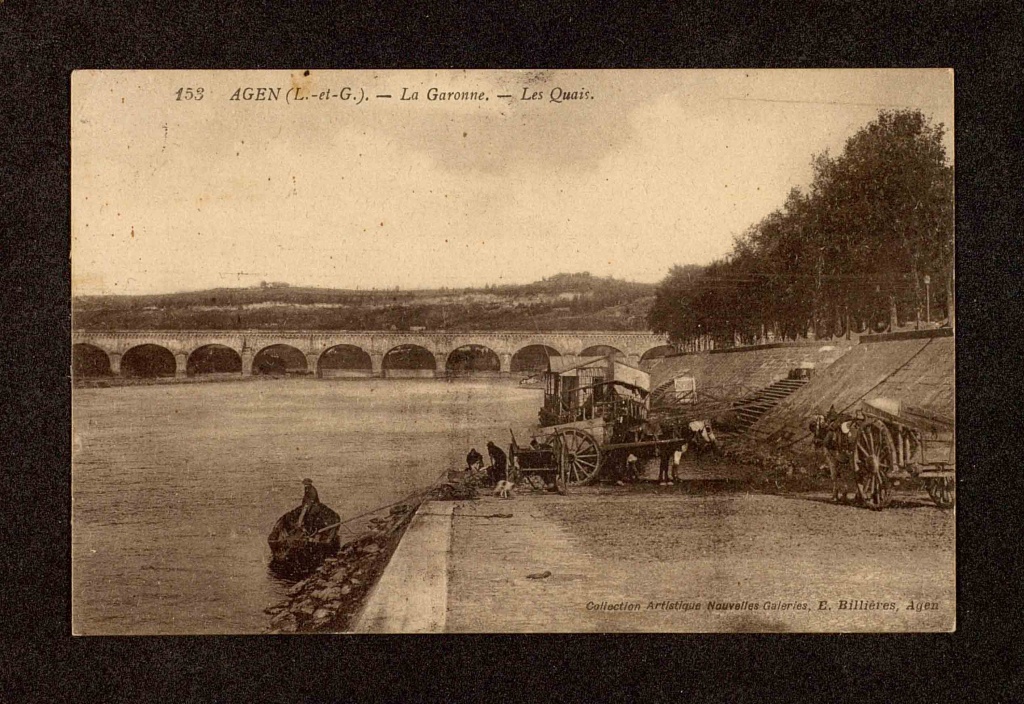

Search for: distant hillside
xmin=73 ymin=273 xmax=657 ymax=331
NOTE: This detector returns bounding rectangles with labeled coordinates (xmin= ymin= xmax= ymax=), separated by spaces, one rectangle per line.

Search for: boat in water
xmin=267 ymin=503 xmax=342 ymax=575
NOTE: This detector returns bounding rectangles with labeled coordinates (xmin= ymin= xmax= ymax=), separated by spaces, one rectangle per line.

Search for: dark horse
xmin=808 ymin=406 xmax=862 ymax=504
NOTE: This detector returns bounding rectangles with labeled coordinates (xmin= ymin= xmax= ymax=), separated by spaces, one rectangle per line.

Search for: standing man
xmin=618 ymin=454 xmax=634 ymax=487
xmin=671 ymin=442 xmax=686 ymax=482
xmin=296 ymin=478 xmax=320 ymax=531
xmin=486 ymin=441 xmax=507 ymax=487
xmin=657 ymin=444 xmax=674 ymax=487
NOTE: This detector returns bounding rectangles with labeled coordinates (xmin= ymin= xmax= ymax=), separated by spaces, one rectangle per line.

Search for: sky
xmin=71 ymin=69 xmax=953 ymax=296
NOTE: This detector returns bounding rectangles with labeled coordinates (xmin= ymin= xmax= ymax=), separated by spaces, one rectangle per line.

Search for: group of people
xmin=465 ymin=441 xmax=508 ymax=487
xmin=612 ymin=441 xmax=687 ymax=487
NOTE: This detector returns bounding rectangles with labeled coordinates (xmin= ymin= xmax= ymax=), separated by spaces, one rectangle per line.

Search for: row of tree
xmin=648 ymin=110 xmax=954 ymax=346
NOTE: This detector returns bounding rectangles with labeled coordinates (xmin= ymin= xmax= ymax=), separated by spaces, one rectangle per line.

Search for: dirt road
xmin=446 ymin=486 xmax=954 ymax=632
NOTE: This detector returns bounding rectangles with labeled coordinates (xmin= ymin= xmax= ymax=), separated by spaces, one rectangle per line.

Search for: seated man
xmin=296 ymin=478 xmax=320 ymax=531
xmin=466 ymin=447 xmax=483 ymax=472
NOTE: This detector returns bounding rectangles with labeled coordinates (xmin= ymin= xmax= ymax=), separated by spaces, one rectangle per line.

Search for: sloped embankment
xmin=750 ymin=331 xmax=954 ymax=455
xmin=648 ymin=341 xmax=853 ymax=392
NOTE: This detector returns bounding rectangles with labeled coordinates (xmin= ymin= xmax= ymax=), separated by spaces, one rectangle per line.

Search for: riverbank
xmin=264 ymin=471 xmax=482 ymax=633
xmin=264 ymin=501 xmax=420 ymax=633
xmin=353 ymin=457 xmax=953 ymax=633
xmin=352 ymin=503 xmax=455 ymax=633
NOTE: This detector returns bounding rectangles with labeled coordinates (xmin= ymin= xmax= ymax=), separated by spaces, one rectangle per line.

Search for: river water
xmin=72 ymin=378 xmax=541 ymax=635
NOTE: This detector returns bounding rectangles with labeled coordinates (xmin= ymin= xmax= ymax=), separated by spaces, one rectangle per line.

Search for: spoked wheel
xmin=926 ymin=476 xmax=956 ymax=508
xmin=555 ymin=428 xmax=602 ymax=486
xmin=853 ymin=420 xmax=897 ymax=510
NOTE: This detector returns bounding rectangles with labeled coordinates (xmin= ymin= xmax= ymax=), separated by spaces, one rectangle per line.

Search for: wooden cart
xmin=851 ymin=398 xmax=955 ymax=510
xmin=508 ymin=356 xmax=728 ymax=489
xmin=509 ymin=430 xmax=571 ymax=494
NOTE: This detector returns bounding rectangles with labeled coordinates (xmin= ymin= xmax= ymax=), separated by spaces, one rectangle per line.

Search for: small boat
xmin=267 ymin=503 xmax=342 ymax=574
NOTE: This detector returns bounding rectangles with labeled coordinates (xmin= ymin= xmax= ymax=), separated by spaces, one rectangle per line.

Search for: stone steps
xmin=732 ymin=378 xmax=810 ymax=433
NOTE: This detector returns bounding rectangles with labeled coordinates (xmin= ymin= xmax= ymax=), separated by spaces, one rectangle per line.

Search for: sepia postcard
xmin=71 ymin=69 xmax=954 ymax=634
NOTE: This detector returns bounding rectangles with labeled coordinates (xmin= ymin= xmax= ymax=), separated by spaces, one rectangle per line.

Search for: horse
xmin=684 ymin=419 xmax=719 ymax=456
xmin=808 ymin=406 xmax=861 ymax=504
xmin=657 ymin=419 xmax=720 ymax=482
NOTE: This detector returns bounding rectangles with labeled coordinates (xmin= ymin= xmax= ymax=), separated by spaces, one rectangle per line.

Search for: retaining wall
xmin=750 ymin=333 xmax=954 ymax=453
xmin=648 ymin=341 xmax=854 ymax=393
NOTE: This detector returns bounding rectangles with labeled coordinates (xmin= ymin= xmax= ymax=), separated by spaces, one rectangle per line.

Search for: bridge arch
xmin=383 ymin=344 xmax=436 ymax=378
xmin=72 ymin=343 xmax=111 ymax=377
xmin=122 ymin=344 xmax=177 ymax=378
xmin=445 ymin=344 xmax=500 ymax=375
xmin=187 ymin=344 xmax=243 ymax=376
xmin=640 ymin=345 xmax=676 ymax=364
xmin=511 ymin=344 xmax=562 ymax=373
xmin=252 ymin=344 xmax=308 ymax=376
xmin=318 ymin=344 xmax=373 ymax=378
xmin=580 ymin=344 xmax=625 ymax=360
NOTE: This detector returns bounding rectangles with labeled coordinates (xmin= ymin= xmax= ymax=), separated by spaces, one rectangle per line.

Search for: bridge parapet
xmin=72 ymin=330 xmax=670 ymax=377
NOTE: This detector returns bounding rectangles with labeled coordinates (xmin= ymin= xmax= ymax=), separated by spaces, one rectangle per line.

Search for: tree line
xmin=648 ymin=110 xmax=954 ymax=347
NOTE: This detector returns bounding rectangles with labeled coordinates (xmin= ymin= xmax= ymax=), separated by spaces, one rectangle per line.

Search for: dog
xmin=493 ymin=480 xmax=515 ymax=499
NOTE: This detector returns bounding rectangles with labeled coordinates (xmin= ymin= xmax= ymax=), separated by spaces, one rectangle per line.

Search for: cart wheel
xmin=926 ymin=477 xmax=956 ymax=508
xmin=557 ymin=428 xmax=602 ymax=486
xmin=853 ymin=420 xmax=896 ymax=510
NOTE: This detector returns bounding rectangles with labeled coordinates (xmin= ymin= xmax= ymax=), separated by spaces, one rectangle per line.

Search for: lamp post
xmin=875 ymin=284 xmax=883 ymax=333
xmin=923 ymin=274 xmax=931 ymax=325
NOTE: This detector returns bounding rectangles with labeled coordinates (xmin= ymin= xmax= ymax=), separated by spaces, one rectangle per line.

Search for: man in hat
xmin=486 ymin=441 xmax=507 ymax=487
xmin=296 ymin=478 xmax=320 ymax=531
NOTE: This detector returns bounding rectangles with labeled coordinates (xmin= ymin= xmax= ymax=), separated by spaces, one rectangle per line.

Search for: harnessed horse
xmin=808 ymin=406 xmax=862 ymax=504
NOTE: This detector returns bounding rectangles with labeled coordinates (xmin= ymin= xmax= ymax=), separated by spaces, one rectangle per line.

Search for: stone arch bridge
xmin=72 ymin=330 xmax=672 ymax=378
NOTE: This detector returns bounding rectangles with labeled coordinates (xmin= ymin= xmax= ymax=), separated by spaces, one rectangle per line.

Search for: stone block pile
xmin=264 ymin=503 xmax=417 ymax=633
